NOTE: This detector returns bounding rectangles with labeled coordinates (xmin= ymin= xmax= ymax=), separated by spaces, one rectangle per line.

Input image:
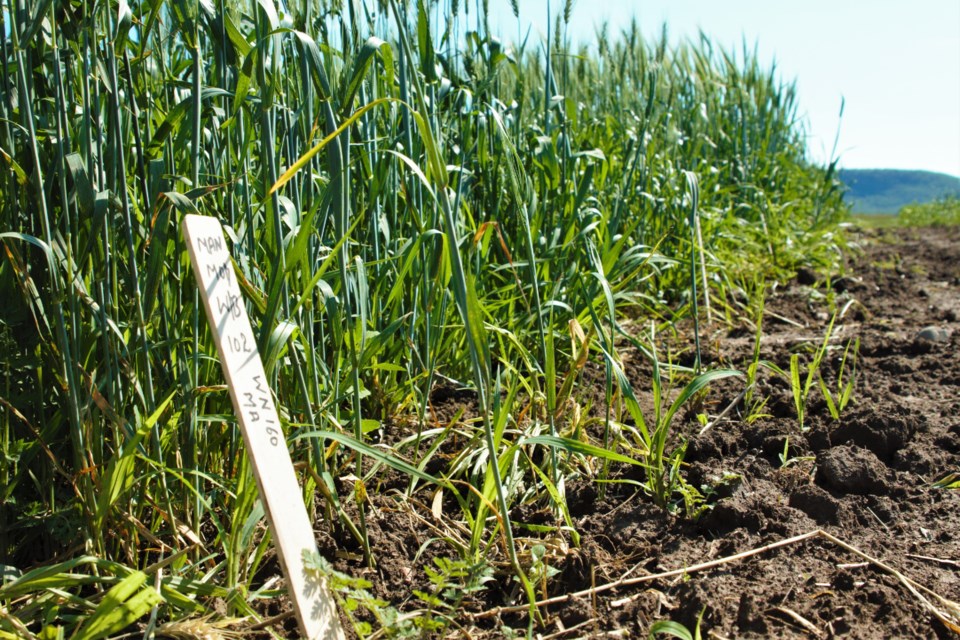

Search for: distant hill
xmin=840 ymin=169 xmax=960 ymax=214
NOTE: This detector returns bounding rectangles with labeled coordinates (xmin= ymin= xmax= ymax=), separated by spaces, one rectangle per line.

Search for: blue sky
xmin=486 ymin=0 xmax=960 ymax=178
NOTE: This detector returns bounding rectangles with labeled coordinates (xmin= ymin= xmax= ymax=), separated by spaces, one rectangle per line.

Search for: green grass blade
xmin=73 ymin=572 xmax=164 ymax=640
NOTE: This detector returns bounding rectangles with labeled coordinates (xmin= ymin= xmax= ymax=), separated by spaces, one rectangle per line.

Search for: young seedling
xmin=649 ymin=606 xmax=706 ymax=640
xmin=787 ymin=310 xmax=839 ymax=431
xmin=818 ymin=337 xmax=860 ymax=420
xmin=742 ymin=293 xmax=776 ymax=424
xmin=618 ymin=324 xmax=742 ymax=509
xmin=931 ymin=473 xmax=960 ymax=490
xmin=779 ymin=436 xmax=815 ymax=469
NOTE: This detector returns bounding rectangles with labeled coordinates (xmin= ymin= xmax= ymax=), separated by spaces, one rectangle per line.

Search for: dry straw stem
xmin=470 ymin=528 xmax=960 ymax=633
xmin=155 ymin=615 xmax=246 ymax=639
xmin=0 ymin=605 xmax=37 ymax=640
xmin=770 ymin=605 xmax=821 ymax=637
xmin=906 ymin=554 xmax=960 ymax=568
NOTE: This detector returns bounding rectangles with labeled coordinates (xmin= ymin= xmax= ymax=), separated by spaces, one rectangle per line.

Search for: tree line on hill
xmin=840 ymin=169 xmax=960 ymax=214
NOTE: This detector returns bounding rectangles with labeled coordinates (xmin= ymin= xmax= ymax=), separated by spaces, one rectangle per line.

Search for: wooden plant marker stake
xmin=183 ymin=214 xmax=344 ymax=640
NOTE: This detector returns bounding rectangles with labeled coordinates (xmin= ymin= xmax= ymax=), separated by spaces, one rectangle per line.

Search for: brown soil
xmin=301 ymin=226 xmax=960 ymax=639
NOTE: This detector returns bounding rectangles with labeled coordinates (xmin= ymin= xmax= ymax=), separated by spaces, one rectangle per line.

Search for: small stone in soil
xmin=916 ymin=326 xmax=948 ymax=342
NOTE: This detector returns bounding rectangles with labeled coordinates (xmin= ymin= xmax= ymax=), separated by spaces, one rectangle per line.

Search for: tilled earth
xmin=310 ymin=225 xmax=960 ymax=639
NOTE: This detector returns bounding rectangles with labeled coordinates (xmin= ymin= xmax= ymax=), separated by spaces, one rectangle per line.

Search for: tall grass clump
xmin=0 ymin=0 xmax=846 ymax=635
